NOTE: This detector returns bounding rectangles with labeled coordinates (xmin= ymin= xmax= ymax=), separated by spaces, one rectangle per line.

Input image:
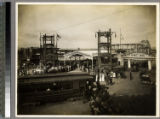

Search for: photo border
xmin=11 ymin=0 xmax=160 ymax=119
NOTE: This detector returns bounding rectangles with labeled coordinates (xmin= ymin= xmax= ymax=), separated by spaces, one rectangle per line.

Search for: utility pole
xmin=40 ymin=33 xmax=42 ymax=63
xmin=97 ymin=30 xmax=101 ymax=84
xmin=120 ymin=29 xmax=121 ymax=50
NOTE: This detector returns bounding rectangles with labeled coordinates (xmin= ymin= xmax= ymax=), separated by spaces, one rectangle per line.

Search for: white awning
xmin=64 ymin=51 xmax=92 ymax=60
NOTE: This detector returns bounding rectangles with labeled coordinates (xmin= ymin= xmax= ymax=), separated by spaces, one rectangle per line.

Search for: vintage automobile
xmin=140 ymin=72 xmax=151 ymax=84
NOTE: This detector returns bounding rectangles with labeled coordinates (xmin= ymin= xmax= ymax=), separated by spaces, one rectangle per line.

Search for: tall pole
xmin=109 ymin=28 xmax=112 ymax=67
xmin=92 ymin=56 xmax=94 ymax=71
xmin=120 ymin=28 xmax=121 ymax=50
xmin=97 ymin=30 xmax=101 ymax=83
xmin=40 ymin=33 xmax=41 ymax=48
xmin=55 ymin=34 xmax=57 ymax=48
xmin=40 ymin=33 xmax=42 ymax=64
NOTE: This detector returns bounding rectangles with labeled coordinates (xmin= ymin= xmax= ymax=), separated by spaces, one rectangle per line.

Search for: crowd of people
xmin=18 ymin=62 xmax=92 ymax=76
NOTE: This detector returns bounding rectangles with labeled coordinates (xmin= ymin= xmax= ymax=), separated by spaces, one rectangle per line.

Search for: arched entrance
xmin=64 ymin=51 xmax=93 ymax=72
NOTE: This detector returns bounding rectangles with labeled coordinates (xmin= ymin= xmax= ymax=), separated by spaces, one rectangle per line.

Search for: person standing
xmin=130 ymin=70 xmax=132 ymax=80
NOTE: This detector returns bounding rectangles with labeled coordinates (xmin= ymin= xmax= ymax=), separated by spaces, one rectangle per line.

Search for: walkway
xmin=108 ymin=72 xmax=154 ymax=96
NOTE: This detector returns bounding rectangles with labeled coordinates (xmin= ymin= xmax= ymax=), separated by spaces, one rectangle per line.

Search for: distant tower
xmin=97 ymin=29 xmax=115 ymax=67
xmin=96 ymin=28 xmax=116 ymax=82
xmin=40 ymin=34 xmax=59 ymax=67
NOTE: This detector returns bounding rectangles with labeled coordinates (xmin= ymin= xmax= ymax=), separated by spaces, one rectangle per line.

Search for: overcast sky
xmin=18 ymin=4 xmax=156 ymax=49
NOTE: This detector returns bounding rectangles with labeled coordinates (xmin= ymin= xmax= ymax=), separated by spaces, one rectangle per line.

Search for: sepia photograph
xmin=16 ymin=3 xmax=158 ymax=116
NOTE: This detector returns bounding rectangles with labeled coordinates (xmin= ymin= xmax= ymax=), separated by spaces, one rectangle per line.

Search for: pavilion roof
xmin=64 ymin=51 xmax=92 ymax=59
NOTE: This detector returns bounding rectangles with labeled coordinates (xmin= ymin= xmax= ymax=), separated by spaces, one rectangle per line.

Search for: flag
xmin=56 ymin=34 xmax=61 ymax=40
